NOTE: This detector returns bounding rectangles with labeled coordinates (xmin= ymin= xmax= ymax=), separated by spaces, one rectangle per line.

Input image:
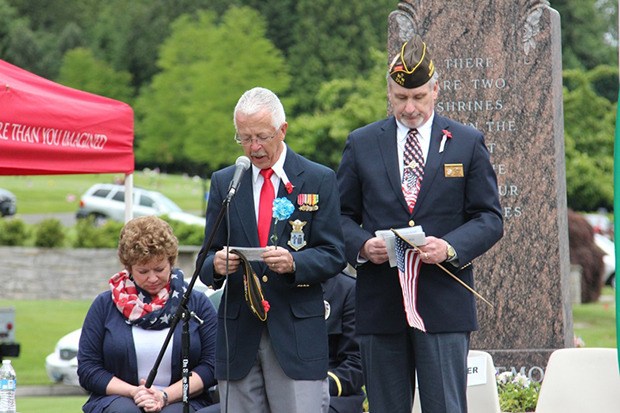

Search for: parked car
xmin=0 ymin=307 xmax=20 ymax=359
xmin=76 ymin=183 xmax=204 ymax=227
xmin=0 ymin=188 xmax=16 ymax=217
xmin=584 ymin=211 xmax=613 ymax=239
xmin=45 ymin=328 xmax=81 ymax=386
xmin=594 ymin=233 xmax=615 ymax=288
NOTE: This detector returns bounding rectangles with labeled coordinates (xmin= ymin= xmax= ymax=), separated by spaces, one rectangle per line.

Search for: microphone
xmin=226 ymin=155 xmax=251 ymax=201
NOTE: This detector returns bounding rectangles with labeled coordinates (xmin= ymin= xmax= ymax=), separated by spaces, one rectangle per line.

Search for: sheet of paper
xmin=375 ymin=226 xmax=426 ymax=267
xmin=229 ymin=247 xmax=268 ymax=262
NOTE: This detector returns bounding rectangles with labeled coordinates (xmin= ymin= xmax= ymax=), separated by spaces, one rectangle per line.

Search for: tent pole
xmin=124 ymin=173 xmax=134 ymax=223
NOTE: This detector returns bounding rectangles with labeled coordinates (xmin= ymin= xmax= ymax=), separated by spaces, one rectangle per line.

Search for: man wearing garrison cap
xmin=337 ymin=34 xmax=503 ymax=413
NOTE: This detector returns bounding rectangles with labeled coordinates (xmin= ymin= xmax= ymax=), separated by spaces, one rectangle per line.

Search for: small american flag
xmin=395 ymin=236 xmax=426 ymax=331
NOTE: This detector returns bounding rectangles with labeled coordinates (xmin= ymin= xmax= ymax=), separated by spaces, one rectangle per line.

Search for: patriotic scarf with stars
xmin=109 ymin=268 xmax=185 ymax=330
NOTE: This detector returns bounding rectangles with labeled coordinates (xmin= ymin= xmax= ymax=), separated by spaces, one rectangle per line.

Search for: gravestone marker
xmin=387 ymin=0 xmax=571 ymax=380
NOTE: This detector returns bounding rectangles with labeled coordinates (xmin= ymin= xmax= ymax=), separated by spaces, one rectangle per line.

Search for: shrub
xmin=73 ymin=217 xmax=99 ymax=248
xmin=34 ymin=218 xmax=65 ymax=247
xmin=0 ymin=218 xmax=30 ymax=246
xmin=163 ymin=217 xmax=205 ymax=246
xmin=97 ymin=221 xmax=124 ymax=248
xmin=73 ymin=217 xmax=123 ymax=248
xmin=2 ymin=216 xmax=203 ymax=249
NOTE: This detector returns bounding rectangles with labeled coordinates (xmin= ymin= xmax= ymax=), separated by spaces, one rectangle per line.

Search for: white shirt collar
xmin=395 ymin=112 xmax=435 ymax=143
xmin=251 ymin=142 xmax=288 ymax=184
xmin=395 ymin=112 xmax=435 ymax=170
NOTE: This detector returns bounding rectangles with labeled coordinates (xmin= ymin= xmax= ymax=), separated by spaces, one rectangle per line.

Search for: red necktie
xmin=258 ymin=168 xmax=275 ymax=247
xmin=402 ymin=128 xmax=424 ymax=213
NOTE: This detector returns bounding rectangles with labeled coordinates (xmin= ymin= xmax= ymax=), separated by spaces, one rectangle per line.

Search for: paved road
xmin=13 ymin=212 xmax=76 ymax=227
xmin=17 ymin=384 xmax=86 ymax=397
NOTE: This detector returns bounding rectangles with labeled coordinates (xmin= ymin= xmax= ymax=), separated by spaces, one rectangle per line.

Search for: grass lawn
xmin=3 ymin=299 xmax=92 ymax=385
xmin=572 ymin=286 xmax=617 ymax=347
xmin=0 ymin=171 xmax=207 ymax=215
xmin=17 ymin=395 xmax=87 ymax=413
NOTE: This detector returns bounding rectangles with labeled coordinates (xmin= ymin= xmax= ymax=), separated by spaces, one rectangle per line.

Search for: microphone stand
xmin=144 ymin=196 xmax=231 ymax=413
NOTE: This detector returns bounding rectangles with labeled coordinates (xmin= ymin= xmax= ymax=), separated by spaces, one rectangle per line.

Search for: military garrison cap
xmin=389 ymin=34 xmax=435 ymax=88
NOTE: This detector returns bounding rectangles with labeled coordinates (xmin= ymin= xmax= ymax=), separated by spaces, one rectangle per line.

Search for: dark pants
xmin=102 ymin=397 xmax=196 ymax=413
xmin=360 ymin=330 xmax=470 ymax=413
xmin=195 ymin=395 xmax=365 ymax=413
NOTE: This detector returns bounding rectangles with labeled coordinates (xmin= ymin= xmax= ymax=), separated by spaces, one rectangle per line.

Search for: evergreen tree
xmin=287 ymin=0 xmax=394 ymax=113
xmin=551 ymin=0 xmax=617 ymax=70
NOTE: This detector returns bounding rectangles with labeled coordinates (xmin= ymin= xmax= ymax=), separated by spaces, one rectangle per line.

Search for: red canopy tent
xmin=0 ymin=59 xmax=136 ymax=220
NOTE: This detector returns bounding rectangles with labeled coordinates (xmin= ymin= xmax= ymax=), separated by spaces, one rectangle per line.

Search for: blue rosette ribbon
xmin=271 ymin=197 xmax=295 ymax=246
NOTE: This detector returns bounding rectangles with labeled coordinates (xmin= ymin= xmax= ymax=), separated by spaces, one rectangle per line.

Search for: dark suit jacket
xmin=323 ymin=272 xmax=365 ymax=413
xmin=199 ymin=147 xmax=346 ymax=381
xmin=337 ymin=114 xmax=503 ymax=335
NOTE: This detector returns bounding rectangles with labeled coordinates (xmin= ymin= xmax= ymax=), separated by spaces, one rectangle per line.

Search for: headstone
xmin=569 ymin=264 xmax=582 ymax=305
xmin=388 ymin=0 xmax=571 ymax=382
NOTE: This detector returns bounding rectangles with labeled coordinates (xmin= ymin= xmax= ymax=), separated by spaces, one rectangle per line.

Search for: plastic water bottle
xmin=0 ymin=359 xmax=16 ymax=413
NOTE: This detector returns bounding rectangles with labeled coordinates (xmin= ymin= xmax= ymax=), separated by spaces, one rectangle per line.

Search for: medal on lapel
xmin=287 ymin=219 xmax=307 ymax=251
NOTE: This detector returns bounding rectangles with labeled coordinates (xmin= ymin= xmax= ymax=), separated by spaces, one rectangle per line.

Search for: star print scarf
xmin=109 ymin=268 xmax=185 ymax=330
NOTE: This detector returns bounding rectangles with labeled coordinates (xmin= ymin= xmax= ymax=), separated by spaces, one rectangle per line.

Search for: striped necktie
xmin=402 ymin=128 xmax=424 ymax=213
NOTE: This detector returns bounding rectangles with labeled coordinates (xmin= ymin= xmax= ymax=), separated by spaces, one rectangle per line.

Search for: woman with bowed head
xmin=78 ymin=216 xmax=217 ymax=413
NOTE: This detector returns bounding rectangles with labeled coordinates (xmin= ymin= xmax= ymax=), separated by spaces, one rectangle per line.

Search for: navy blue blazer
xmin=337 ymin=114 xmax=503 ymax=335
xmin=199 ymin=147 xmax=346 ymax=381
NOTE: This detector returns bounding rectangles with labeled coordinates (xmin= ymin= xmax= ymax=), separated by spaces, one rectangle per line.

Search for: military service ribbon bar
xmin=297 ymin=193 xmax=319 ymax=211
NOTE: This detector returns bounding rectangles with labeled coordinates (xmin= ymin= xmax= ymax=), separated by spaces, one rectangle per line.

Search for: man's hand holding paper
xmin=360 ymin=237 xmax=390 ymax=265
xmin=375 ymin=226 xmax=426 ymax=267
xmin=213 ymin=247 xmax=242 ymax=275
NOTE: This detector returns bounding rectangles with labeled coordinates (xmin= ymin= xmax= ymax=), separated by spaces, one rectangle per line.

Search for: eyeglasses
xmin=234 ymin=128 xmax=280 ymax=147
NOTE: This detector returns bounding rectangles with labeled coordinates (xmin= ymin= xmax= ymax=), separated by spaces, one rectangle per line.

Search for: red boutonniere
xmin=439 ymin=129 xmax=452 ymax=153
xmin=278 ymin=170 xmax=294 ymax=194
xmin=262 ymin=299 xmax=271 ymax=313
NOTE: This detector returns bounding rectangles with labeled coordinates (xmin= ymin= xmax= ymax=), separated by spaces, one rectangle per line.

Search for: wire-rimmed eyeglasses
xmin=234 ymin=127 xmax=280 ymax=147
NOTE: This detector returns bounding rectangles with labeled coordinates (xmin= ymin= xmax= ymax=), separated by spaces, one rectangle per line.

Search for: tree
xmin=287 ymin=0 xmax=395 ymax=113
xmin=2 ymin=21 xmax=47 ymax=74
xmin=562 ymin=66 xmax=616 ymax=211
xmin=287 ymin=49 xmax=388 ymax=170
xmin=56 ymin=48 xmax=134 ymax=103
xmin=4 ymin=0 xmax=100 ymax=78
xmin=0 ymin=0 xmax=18 ymax=55
xmin=7 ymin=0 xmax=103 ymax=32
xmin=205 ymin=0 xmax=298 ymax=56
xmin=135 ymin=7 xmax=290 ymax=173
xmin=89 ymin=0 xmax=212 ymax=90
xmin=57 ymin=22 xmax=85 ymax=54
xmin=551 ymin=0 xmax=617 ymax=71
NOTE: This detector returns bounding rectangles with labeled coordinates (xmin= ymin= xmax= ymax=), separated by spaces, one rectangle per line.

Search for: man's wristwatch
xmin=161 ymin=390 xmax=169 ymax=407
xmin=446 ymin=242 xmax=456 ymax=261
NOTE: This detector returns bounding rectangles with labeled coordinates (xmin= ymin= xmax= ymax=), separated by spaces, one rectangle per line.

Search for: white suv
xmin=76 ymin=183 xmax=205 ymax=227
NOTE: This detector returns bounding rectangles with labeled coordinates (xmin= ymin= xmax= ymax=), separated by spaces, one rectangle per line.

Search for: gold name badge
xmin=444 ymin=163 xmax=464 ymax=178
